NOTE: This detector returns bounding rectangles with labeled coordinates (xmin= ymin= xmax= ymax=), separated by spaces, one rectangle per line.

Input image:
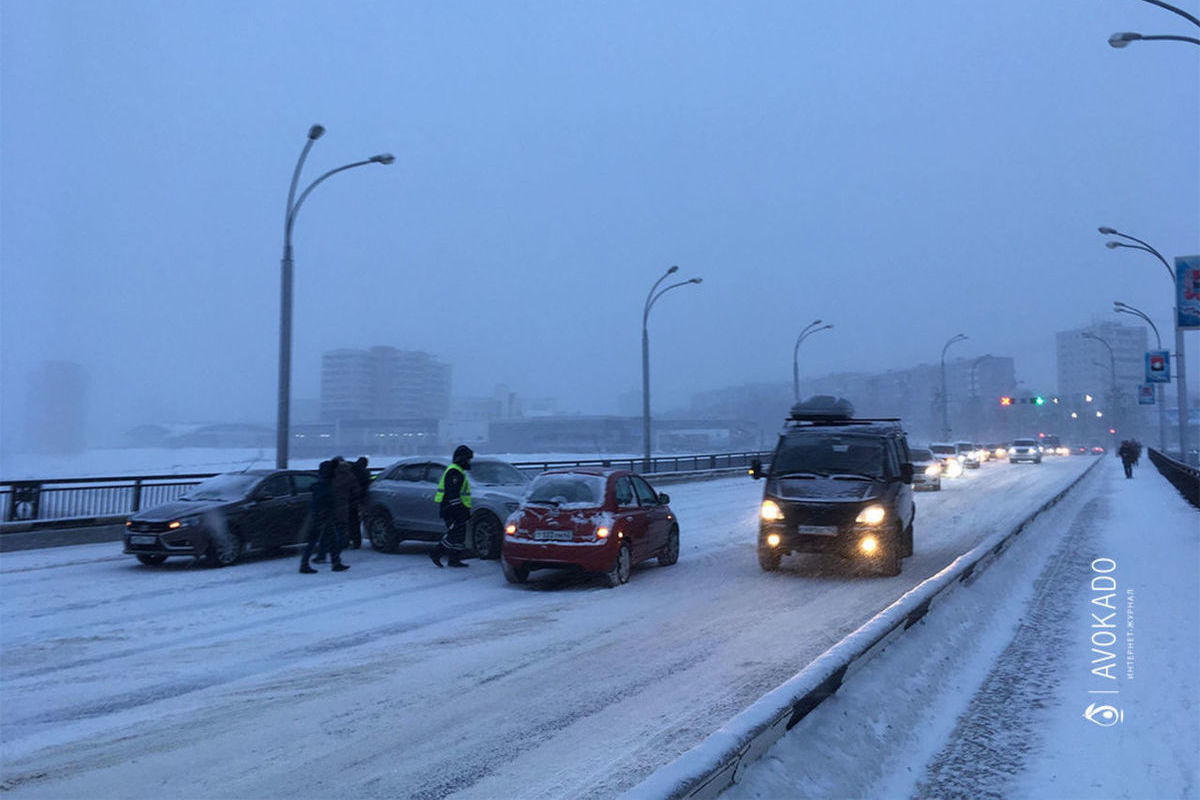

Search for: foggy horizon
xmin=2 ymin=1 xmax=1197 ymax=462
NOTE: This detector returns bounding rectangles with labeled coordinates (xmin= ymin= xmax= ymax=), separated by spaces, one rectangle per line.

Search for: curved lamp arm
xmin=287 ymin=155 xmax=394 ymax=240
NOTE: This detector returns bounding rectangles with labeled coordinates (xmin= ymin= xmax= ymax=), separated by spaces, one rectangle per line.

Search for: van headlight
xmin=924 ymin=464 xmax=940 ymax=477
xmin=855 ymin=505 xmax=886 ymax=525
xmin=760 ymin=500 xmax=784 ymax=521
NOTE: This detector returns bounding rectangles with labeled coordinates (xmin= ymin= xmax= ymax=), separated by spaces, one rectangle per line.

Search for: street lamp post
xmin=1114 ymin=300 xmax=1167 ymax=450
xmin=276 ymin=125 xmax=394 ymax=468
xmin=1108 ymin=0 xmax=1200 ymax=47
xmin=642 ymin=266 xmax=702 ymax=471
xmin=793 ymin=320 xmax=833 ymax=401
xmin=1082 ymin=332 xmax=1119 ymax=435
xmin=940 ymin=333 xmax=968 ymax=440
xmin=1100 ymin=226 xmax=1190 ymax=459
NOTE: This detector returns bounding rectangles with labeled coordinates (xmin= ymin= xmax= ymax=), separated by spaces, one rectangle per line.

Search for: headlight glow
xmin=505 ymin=524 xmax=517 ymax=536
xmin=995 ymin=448 xmax=1006 ymax=458
xmin=595 ymin=526 xmax=610 ymax=540
xmin=944 ymin=459 xmax=963 ymax=478
xmin=855 ymin=505 xmax=886 ymax=525
xmin=924 ymin=464 xmax=940 ymax=477
xmin=766 ymin=533 xmax=781 ymax=547
xmin=168 ymin=520 xmax=182 ymax=530
xmin=860 ymin=536 xmax=878 ymax=554
xmin=761 ymin=500 xmax=784 ymax=521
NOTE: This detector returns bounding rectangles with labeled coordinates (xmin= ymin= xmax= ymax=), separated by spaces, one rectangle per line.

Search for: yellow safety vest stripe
xmin=434 ymin=463 xmax=472 ymax=508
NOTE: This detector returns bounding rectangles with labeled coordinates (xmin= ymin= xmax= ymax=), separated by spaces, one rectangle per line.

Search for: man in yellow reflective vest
xmin=431 ymin=444 xmax=473 ymax=567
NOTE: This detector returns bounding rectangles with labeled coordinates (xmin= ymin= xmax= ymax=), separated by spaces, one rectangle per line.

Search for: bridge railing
xmin=0 ymin=451 xmax=769 ymax=526
xmin=1148 ymin=448 xmax=1200 ymax=509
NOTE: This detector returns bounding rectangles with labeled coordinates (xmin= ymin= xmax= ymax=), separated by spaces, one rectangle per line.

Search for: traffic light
xmin=1000 ymin=396 xmax=1013 ymax=406
xmin=1033 ymin=395 xmax=1046 ymax=406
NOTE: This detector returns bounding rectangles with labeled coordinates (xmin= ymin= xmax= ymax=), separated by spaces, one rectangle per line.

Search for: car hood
xmin=473 ymin=486 xmax=526 ymax=504
xmin=773 ymin=477 xmax=880 ymax=502
xmin=131 ymin=499 xmax=229 ymax=521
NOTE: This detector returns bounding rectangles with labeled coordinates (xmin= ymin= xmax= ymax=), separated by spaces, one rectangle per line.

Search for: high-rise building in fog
xmin=1056 ymin=321 xmax=1147 ymax=404
xmin=320 ymin=347 xmax=451 ymax=422
xmin=28 ymin=361 xmax=87 ymax=453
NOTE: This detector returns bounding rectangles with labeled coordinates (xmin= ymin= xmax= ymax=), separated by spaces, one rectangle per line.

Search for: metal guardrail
xmin=1148 ymin=447 xmax=1200 ymax=509
xmin=624 ymin=456 xmax=1101 ymax=800
xmin=0 ymin=452 xmax=769 ymax=526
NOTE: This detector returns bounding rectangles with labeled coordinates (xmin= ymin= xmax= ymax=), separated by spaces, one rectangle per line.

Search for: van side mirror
xmin=749 ymin=458 xmax=763 ymax=480
xmin=658 ymin=492 xmax=670 ymax=505
xmin=900 ymin=463 xmax=914 ymax=484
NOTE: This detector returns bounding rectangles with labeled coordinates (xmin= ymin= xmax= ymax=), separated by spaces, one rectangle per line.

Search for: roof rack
xmin=784 ymin=417 xmax=901 ymax=429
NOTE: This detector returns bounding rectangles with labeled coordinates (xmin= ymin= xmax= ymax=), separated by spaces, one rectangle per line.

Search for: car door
xmin=243 ymin=473 xmax=294 ymax=548
xmin=632 ymin=475 xmax=671 ymax=555
xmin=412 ymin=462 xmax=449 ymax=537
xmin=387 ymin=463 xmax=431 ymax=534
xmin=612 ymin=475 xmax=650 ymax=561
xmin=288 ymin=473 xmax=319 ymax=544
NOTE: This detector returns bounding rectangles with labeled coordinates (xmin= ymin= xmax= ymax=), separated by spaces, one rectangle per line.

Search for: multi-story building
xmin=1056 ymin=320 xmax=1151 ymax=441
xmin=320 ymin=347 xmax=451 ymax=423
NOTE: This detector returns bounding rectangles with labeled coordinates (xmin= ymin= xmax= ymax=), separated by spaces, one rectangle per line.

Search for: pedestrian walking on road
xmin=430 ymin=444 xmax=473 ymax=568
xmin=300 ymin=460 xmax=349 ymax=573
xmin=1118 ymin=440 xmax=1137 ymax=479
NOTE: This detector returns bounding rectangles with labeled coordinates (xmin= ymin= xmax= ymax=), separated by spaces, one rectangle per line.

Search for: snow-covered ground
xmin=0 ymin=457 xmax=1093 ymax=798
xmin=724 ymin=456 xmax=1199 ymax=799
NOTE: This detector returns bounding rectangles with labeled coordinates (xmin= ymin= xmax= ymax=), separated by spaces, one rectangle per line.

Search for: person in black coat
xmin=346 ymin=456 xmax=370 ymax=549
xmin=1117 ymin=440 xmax=1137 ymax=479
xmin=300 ymin=460 xmax=349 ymax=573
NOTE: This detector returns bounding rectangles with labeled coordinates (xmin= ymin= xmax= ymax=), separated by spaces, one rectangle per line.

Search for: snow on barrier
xmin=1147 ymin=447 xmax=1200 ymax=508
xmin=624 ymin=457 xmax=1103 ymax=800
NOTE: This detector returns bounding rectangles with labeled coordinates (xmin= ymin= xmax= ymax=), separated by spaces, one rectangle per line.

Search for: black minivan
xmin=750 ymin=396 xmax=916 ymax=576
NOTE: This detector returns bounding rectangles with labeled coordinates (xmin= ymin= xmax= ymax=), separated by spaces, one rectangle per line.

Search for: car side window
xmin=424 ymin=464 xmax=447 ymax=484
xmin=614 ymin=477 xmax=636 ymax=508
xmin=397 ymin=464 xmax=425 ymax=482
xmin=632 ymin=476 xmax=660 ymax=506
xmin=292 ymin=474 xmax=318 ymax=494
xmin=883 ymin=443 xmax=900 ymax=479
xmin=258 ymin=474 xmax=291 ymax=499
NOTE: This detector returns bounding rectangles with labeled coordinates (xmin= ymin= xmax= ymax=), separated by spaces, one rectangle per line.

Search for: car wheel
xmin=603 ymin=543 xmax=632 ymax=587
xmin=136 ymin=554 xmax=167 ymax=566
xmin=470 ymin=512 xmax=503 ymax=560
xmin=206 ymin=527 xmax=244 ymax=567
xmin=758 ymin=544 xmax=781 ymax=572
xmin=502 ymin=559 xmax=529 ymax=584
xmin=367 ymin=510 xmax=399 ymax=553
xmin=658 ymin=526 xmax=680 ymax=567
xmin=902 ymin=521 xmax=914 ymax=558
xmin=876 ymin=527 xmax=901 ymax=576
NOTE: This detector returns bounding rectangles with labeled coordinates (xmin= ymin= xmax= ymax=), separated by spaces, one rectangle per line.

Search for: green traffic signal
xmin=1034 ymin=395 xmax=1045 ymax=406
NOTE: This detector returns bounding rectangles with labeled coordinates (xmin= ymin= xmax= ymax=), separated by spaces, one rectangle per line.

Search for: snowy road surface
xmin=0 ymin=457 xmax=1093 ymax=799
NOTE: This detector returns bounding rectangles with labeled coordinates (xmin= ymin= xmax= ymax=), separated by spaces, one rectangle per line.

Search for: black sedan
xmin=123 ymin=469 xmax=317 ymax=567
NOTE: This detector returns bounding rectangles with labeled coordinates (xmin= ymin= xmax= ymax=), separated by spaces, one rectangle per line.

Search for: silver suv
xmin=365 ymin=456 xmax=529 ymax=559
xmin=1008 ymin=439 xmax=1043 ymax=464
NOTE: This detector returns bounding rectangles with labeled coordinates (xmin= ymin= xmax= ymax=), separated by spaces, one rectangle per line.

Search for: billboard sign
xmin=1145 ymin=350 xmax=1170 ymax=383
xmin=1178 ymin=255 xmax=1200 ymax=330
xmin=1137 ymin=385 xmax=1155 ymax=406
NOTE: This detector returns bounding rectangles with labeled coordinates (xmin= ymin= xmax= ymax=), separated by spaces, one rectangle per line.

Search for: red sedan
xmin=502 ymin=468 xmax=680 ymax=587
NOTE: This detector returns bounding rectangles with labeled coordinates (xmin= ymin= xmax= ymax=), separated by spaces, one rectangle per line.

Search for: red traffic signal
xmin=1000 ymin=396 xmax=1013 ymax=406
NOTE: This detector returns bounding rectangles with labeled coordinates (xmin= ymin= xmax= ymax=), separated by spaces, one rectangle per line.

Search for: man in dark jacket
xmin=430 ymin=445 xmax=473 ymax=568
xmin=1118 ymin=440 xmax=1137 ymax=479
xmin=346 ymin=456 xmax=370 ymax=549
xmin=300 ymin=460 xmax=349 ymax=573
xmin=315 ymin=456 xmax=357 ymax=562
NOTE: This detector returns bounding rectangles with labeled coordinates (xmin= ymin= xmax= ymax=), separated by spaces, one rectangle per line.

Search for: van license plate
xmin=795 ymin=525 xmax=838 ymax=536
xmin=534 ymin=530 xmax=572 ymax=542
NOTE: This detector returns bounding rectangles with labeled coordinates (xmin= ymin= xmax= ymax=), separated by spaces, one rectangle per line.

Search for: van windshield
xmin=773 ymin=434 xmax=885 ymax=478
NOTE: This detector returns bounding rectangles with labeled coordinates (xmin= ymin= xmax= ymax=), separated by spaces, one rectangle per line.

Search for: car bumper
xmin=123 ymin=531 xmax=206 ymax=558
xmin=759 ymin=522 xmax=887 ymax=558
xmin=912 ymin=475 xmax=940 ymax=490
xmin=503 ymin=538 xmax=617 ymax=573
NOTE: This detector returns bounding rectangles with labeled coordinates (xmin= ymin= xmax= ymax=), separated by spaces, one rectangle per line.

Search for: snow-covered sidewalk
xmin=726 ymin=456 xmax=1200 ymax=799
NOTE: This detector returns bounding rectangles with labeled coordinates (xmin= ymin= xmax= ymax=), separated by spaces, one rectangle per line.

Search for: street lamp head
xmin=667 ymin=265 xmax=680 ymax=275
xmin=308 ymin=124 xmax=326 ymax=140
xmin=1098 ymin=226 xmax=1117 ymax=235
xmin=689 ymin=277 xmax=702 ymax=285
xmin=371 ymin=153 xmax=396 ymax=165
xmin=1105 ymin=241 xmax=1121 ymax=249
xmin=1114 ymin=300 xmax=1126 ymax=307
xmin=1108 ymin=32 xmax=1141 ymax=48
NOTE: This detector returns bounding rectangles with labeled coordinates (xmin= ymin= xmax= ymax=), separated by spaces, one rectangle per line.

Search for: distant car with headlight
xmin=930 ymin=443 xmax=963 ymax=477
xmin=365 ymin=455 xmax=528 ymax=559
xmin=987 ymin=443 xmax=1008 ymax=461
xmin=955 ymin=441 xmax=981 ymax=469
xmin=123 ymin=469 xmax=317 ymax=566
xmin=749 ymin=396 xmax=916 ymax=577
xmin=501 ymin=468 xmax=679 ymax=586
xmin=909 ymin=448 xmax=942 ymax=491
xmin=1008 ymin=438 xmax=1043 ymax=464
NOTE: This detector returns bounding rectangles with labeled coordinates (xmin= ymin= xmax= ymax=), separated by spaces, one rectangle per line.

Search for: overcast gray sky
xmin=2 ymin=0 xmax=1197 ymax=445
